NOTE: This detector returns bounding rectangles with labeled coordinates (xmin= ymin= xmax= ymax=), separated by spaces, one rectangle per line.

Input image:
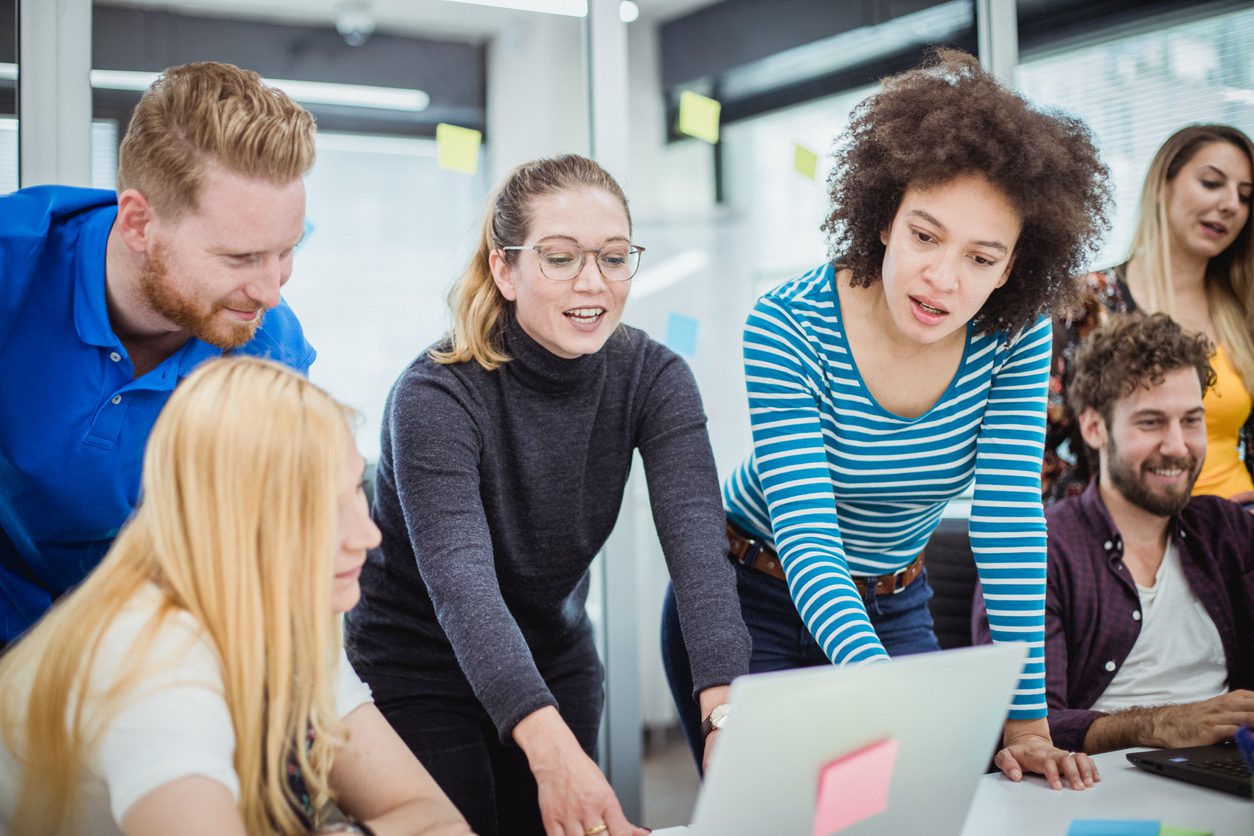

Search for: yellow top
xmin=1194 ymin=345 xmax=1254 ymax=498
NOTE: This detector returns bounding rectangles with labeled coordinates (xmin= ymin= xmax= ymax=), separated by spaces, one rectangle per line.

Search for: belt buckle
xmin=889 ymin=555 xmax=920 ymax=594
xmin=739 ymin=538 xmax=764 ymax=569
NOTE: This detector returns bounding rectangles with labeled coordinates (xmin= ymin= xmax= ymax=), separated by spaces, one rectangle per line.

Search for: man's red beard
xmin=138 ymin=243 xmax=263 ymax=350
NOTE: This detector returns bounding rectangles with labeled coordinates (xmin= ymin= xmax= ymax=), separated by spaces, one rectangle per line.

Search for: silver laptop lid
xmin=691 ymin=644 xmax=1027 ymax=836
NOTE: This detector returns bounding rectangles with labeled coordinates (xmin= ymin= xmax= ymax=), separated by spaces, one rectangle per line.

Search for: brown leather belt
xmin=726 ymin=522 xmax=925 ymax=596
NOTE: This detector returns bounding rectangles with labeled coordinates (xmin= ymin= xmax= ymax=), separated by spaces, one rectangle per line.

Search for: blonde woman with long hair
xmin=1044 ymin=124 xmax=1254 ymax=505
xmin=0 ymin=358 xmax=472 ymax=836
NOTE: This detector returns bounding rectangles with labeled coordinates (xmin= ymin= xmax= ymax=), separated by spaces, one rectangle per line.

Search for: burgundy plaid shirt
xmin=974 ymin=482 xmax=1254 ymax=752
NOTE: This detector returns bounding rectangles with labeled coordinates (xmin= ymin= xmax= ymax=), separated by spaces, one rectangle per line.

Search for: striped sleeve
xmin=969 ymin=315 xmax=1051 ymax=720
xmin=741 ymin=293 xmax=890 ymax=666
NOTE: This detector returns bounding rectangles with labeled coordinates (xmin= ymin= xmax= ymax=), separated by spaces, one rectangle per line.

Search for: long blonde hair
xmin=117 ymin=61 xmax=316 ymax=221
xmin=430 ymin=154 xmax=631 ymax=371
xmin=0 ymin=358 xmax=351 ymax=834
xmin=1127 ymin=123 xmax=1254 ymax=392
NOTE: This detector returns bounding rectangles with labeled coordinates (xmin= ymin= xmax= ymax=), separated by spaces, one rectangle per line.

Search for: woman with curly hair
xmin=662 ymin=49 xmax=1110 ymax=790
xmin=0 ymin=358 xmax=470 ymax=836
xmin=1043 ymin=124 xmax=1254 ymax=505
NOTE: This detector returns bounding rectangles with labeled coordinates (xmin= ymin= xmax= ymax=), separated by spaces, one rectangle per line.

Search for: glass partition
xmin=88 ymin=0 xmax=504 ymax=456
xmin=1017 ymin=5 xmax=1254 ymax=266
xmin=0 ymin=0 xmax=15 ymax=192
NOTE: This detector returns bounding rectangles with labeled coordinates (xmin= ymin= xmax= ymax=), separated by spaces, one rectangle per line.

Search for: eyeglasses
xmin=501 ymin=243 xmax=646 ymax=282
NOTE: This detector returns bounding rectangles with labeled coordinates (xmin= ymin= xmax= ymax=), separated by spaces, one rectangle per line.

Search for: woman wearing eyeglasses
xmin=346 ymin=155 xmax=750 ymax=836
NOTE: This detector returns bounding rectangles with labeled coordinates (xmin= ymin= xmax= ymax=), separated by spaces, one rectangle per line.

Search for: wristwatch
xmin=700 ymin=703 xmax=730 ymax=739
xmin=315 ymin=819 xmax=377 ymax=836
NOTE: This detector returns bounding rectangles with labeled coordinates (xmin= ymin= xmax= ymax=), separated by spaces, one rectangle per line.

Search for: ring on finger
xmin=1065 ymin=751 xmax=1075 ymax=758
xmin=585 ymin=825 xmax=609 ymax=835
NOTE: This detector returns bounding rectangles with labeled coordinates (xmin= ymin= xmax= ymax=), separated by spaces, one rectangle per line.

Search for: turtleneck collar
xmin=499 ymin=307 xmax=609 ymax=395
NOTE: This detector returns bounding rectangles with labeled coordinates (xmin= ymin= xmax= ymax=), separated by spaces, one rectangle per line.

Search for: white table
xmin=653 ymin=749 xmax=1252 ymax=836
xmin=960 ymin=748 xmax=1250 ymax=836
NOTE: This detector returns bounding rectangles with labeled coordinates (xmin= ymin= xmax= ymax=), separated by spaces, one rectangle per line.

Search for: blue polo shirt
xmin=0 ymin=185 xmax=316 ymax=642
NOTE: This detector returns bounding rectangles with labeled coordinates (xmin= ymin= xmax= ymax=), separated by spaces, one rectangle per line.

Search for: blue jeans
xmin=661 ymin=557 xmax=940 ymax=768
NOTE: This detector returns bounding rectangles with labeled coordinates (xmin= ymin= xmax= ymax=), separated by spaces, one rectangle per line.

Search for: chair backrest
xmin=925 ymin=518 xmax=978 ymax=650
xmin=363 ymin=460 xmax=377 ymax=508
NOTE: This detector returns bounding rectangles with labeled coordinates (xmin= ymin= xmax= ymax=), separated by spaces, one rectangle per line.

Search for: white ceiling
xmin=102 ymin=0 xmax=722 ymax=42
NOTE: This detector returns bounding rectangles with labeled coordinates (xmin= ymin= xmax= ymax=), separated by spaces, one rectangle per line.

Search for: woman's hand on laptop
xmin=996 ymin=717 xmax=1099 ymax=791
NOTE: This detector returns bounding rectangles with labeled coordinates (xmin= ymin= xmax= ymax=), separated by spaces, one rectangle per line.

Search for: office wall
xmin=23 ymin=0 xmax=1254 ymax=746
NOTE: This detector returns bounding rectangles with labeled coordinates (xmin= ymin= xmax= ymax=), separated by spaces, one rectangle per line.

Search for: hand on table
xmin=532 ymin=747 xmax=648 ymax=836
xmin=516 ymin=706 xmax=649 ymax=836
xmin=996 ymin=718 xmax=1099 ymax=791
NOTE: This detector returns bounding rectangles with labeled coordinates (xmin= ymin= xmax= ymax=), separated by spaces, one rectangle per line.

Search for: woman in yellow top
xmin=1044 ymin=124 xmax=1254 ymax=506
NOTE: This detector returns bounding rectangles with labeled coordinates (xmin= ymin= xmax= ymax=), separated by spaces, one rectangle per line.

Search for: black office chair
xmin=924 ymin=518 xmax=979 ymax=649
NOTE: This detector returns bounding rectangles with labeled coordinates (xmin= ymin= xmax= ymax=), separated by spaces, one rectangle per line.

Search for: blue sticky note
xmin=1066 ymin=820 xmax=1160 ymax=836
xmin=296 ymin=219 xmax=315 ymax=252
xmin=665 ymin=312 xmax=699 ymax=358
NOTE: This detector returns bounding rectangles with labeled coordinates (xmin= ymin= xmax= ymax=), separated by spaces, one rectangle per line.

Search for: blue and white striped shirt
xmin=724 ymin=263 xmax=1049 ymax=719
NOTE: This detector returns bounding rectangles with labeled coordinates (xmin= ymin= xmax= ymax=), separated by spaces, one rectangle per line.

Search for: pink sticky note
xmin=812 ymin=737 xmax=899 ymax=836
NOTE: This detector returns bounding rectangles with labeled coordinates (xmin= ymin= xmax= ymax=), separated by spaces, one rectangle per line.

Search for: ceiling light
xmin=717 ymin=0 xmax=972 ymax=101
xmin=438 ymin=0 xmax=588 ymax=16
xmin=89 ymin=70 xmax=429 ymax=112
xmin=335 ymin=1 xmax=376 ymax=47
xmin=619 ymin=1 xmax=639 ymax=23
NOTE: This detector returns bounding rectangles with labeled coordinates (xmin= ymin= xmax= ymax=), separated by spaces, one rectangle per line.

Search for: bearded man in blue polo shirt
xmin=0 ymin=61 xmax=317 ymax=643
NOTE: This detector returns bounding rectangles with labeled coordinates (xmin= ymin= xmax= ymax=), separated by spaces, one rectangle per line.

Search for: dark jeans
xmin=369 ymin=642 xmax=604 ymax=836
xmin=661 ymin=557 xmax=940 ymax=768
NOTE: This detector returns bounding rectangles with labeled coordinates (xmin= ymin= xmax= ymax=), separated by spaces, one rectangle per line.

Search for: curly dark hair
xmin=823 ymin=48 xmax=1111 ymax=336
xmin=1068 ymin=313 xmax=1215 ymax=425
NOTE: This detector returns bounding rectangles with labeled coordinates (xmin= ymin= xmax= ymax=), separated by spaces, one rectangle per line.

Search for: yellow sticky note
xmin=436 ymin=123 xmax=481 ymax=175
xmin=678 ymin=91 xmax=720 ymax=144
xmin=793 ymin=142 xmax=819 ymax=181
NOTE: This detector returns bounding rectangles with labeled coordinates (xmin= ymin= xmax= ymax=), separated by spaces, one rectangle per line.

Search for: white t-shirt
xmin=0 ymin=584 xmax=373 ymax=834
xmin=1091 ymin=540 xmax=1229 ymax=713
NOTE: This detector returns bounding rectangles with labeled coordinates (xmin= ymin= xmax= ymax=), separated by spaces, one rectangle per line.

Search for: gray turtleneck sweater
xmin=347 ymin=314 xmax=751 ymax=739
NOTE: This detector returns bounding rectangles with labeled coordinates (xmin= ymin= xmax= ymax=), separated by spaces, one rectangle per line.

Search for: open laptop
xmin=1126 ymin=742 xmax=1252 ymax=799
xmin=685 ymin=644 xmax=1026 ymax=836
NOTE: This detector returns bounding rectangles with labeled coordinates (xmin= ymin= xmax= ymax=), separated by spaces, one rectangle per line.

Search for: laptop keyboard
xmin=1194 ymin=758 xmax=1252 ymax=777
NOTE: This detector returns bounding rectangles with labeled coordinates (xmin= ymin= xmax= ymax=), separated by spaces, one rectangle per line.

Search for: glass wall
xmin=1017 ymin=5 xmax=1254 ymax=266
xmin=0 ymin=0 xmax=15 ymax=192
xmin=283 ymin=132 xmax=488 ymax=461
xmin=87 ymin=1 xmax=502 ymax=457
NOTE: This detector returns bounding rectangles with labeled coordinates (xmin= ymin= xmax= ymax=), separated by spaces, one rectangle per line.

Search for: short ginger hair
xmin=117 ymin=61 xmax=316 ymax=220
xmin=823 ymin=48 xmax=1111 ymax=336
